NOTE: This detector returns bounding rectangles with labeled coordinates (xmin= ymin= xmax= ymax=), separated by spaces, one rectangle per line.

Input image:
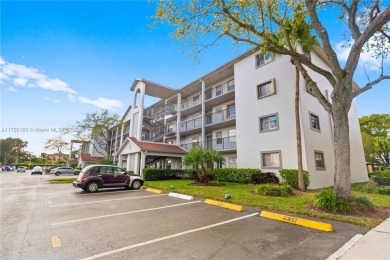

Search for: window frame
xmin=257 ymin=79 xmax=276 ymax=99
xmin=260 ymin=150 xmax=282 ymax=169
xmin=255 ymin=52 xmax=273 ymax=68
xmin=309 ymin=112 xmax=321 ymax=132
xmin=314 ymin=150 xmax=326 ymax=170
xmin=259 ymin=113 xmax=279 ymax=133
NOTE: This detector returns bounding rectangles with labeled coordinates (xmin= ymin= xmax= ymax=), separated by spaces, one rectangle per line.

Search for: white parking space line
xmin=49 ymin=194 xmax=167 ymax=208
xmin=46 ymin=190 xmax=140 ymax=197
xmin=52 ymin=201 xmax=202 ymax=226
xmin=79 ymin=212 xmax=258 ymax=260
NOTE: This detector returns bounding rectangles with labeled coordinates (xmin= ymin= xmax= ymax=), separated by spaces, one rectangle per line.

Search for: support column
xmin=176 ymin=93 xmax=181 ymax=145
xmin=140 ymin=152 xmax=146 ymax=178
xmin=114 ymin=126 xmax=119 ymax=163
xmin=201 ymin=80 xmax=205 ymax=147
xmin=120 ymin=123 xmax=125 ymax=146
xmin=126 ymin=154 xmax=131 ymax=171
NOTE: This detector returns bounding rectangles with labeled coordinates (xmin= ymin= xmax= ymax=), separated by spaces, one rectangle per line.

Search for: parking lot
xmin=1 ymin=171 xmax=368 ymax=260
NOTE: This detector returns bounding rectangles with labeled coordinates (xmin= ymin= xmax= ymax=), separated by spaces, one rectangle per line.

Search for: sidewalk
xmin=327 ymin=217 xmax=390 ymax=260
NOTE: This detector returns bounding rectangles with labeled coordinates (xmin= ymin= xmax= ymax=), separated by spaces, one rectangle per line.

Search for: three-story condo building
xmin=108 ymin=48 xmax=368 ymax=188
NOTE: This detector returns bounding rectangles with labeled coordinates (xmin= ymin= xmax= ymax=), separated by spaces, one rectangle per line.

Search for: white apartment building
xmin=109 ymin=47 xmax=368 ymax=189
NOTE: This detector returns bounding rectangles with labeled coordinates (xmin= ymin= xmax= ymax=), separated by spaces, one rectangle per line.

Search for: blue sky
xmin=1 ymin=1 xmax=389 ymax=155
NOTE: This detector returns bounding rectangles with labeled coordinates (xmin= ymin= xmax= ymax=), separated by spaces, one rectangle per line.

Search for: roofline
xmin=130 ymin=78 xmax=178 ymax=92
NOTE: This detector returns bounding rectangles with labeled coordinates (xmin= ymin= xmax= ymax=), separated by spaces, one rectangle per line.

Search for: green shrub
xmin=359 ymin=181 xmax=378 ymax=193
xmin=279 ymin=169 xmax=310 ymax=189
xmin=143 ymin=169 xmax=195 ymax=181
xmin=251 ymin=172 xmax=280 ymax=184
xmin=212 ymin=168 xmax=261 ymax=183
xmin=372 ymin=170 xmax=390 ymax=177
xmin=375 ymin=186 xmax=390 ymax=195
xmin=256 ymin=184 xmax=293 ymax=197
xmin=353 ymin=195 xmax=374 ymax=211
xmin=373 ymin=176 xmax=390 ymax=186
xmin=314 ymin=189 xmax=351 ymax=213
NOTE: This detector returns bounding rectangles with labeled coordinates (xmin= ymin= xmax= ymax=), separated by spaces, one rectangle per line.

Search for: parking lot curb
xmin=204 ymin=199 xmax=244 ymax=212
xmin=146 ymin=188 xmax=164 ymax=194
xmin=260 ymin=211 xmax=333 ymax=232
xmin=168 ymin=192 xmax=193 ymax=200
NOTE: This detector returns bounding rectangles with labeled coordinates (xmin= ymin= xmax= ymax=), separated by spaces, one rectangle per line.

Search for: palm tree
xmin=273 ymin=12 xmax=319 ymax=191
xmin=182 ymin=146 xmax=225 ymax=183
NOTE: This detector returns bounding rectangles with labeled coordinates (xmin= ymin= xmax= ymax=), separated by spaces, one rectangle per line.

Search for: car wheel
xmin=74 ymin=171 xmax=79 ymax=175
xmin=86 ymin=182 xmax=99 ymax=193
xmin=55 ymin=172 xmax=60 ymax=176
xmin=131 ymin=180 xmax=142 ymax=190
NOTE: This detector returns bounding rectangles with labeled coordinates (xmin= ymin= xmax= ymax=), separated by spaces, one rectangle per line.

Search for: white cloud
xmin=8 ymin=86 xmax=17 ymax=92
xmin=335 ymin=40 xmax=389 ymax=71
xmin=78 ymin=96 xmax=123 ymax=110
xmin=67 ymin=94 xmax=76 ymax=102
xmin=0 ymin=57 xmax=77 ymax=94
xmin=45 ymin=97 xmax=62 ymax=103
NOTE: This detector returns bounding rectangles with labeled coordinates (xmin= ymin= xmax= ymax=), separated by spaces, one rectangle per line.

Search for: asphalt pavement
xmin=1 ymin=171 xmax=370 ymax=260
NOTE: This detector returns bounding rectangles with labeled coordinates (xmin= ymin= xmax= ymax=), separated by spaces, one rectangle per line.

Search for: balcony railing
xmin=181 ymin=95 xmax=201 ymax=110
xmin=205 ymin=136 xmax=237 ymax=151
xmin=144 ymin=104 xmax=176 ymax=119
xmin=142 ymin=123 xmax=177 ymax=141
xmin=180 ymin=142 xmax=200 ymax=151
xmin=205 ymin=107 xmax=236 ymax=125
xmin=205 ymin=79 xmax=235 ymax=101
xmin=180 ymin=117 xmax=202 ymax=132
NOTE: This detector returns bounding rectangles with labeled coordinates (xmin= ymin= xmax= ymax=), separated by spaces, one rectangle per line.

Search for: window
xmin=100 ymin=166 xmax=113 ymax=174
xmin=228 ymin=129 xmax=236 ymax=142
xmin=192 ymin=95 xmax=200 ymax=105
xmin=229 ymin=157 xmax=237 ymax=168
xmin=215 ymin=85 xmax=222 ymax=96
xmin=259 ymin=113 xmax=279 ymax=132
xmin=261 ymin=151 xmax=281 ymax=169
xmin=310 ymin=113 xmax=320 ymax=131
xmin=256 ymin=52 xmax=272 ymax=67
xmin=257 ymin=80 xmax=275 ymax=98
xmin=216 ymin=132 xmax=223 ymax=144
xmin=114 ymin=167 xmax=126 ymax=175
xmin=314 ymin=151 xmax=325 ymax=170
xmin=166 ymin=159 xmax=172 ymax=169
xmin=216 ymin=158 xmax=224 ymax=168
xmin=227 ymin=79 xmax=235 ymax=92
xmin=227 ymin=104 xmax=236 ymax=118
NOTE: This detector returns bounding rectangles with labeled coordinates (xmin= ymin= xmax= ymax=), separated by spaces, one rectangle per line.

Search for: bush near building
xmin=279 ymin=169 xmax=310 ymax=189
xmin=143 ymin=169 xmax=195 ymax=181
xmin=256 ymin=184 xmax=293 ymax=197
xmin=212 ymin=168 xmax=260 ymax=183
xmin=251 ymin=172 xmax=280 ymax=184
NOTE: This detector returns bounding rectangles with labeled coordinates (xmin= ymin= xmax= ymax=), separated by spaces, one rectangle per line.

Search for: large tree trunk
xmin=295 ymin=66 xmax=305 ymax=191
xmin=332 ymin=99 xmax=352 ymax=200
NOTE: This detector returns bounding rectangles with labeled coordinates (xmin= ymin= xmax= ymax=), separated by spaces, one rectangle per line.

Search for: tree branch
xmin=305 ymin=0 xmax=343 ymax=76
xmin=294 ymin=60 xmax=333 ymax=113
xmin=347 ymin=0 xmax=362 ymax=41
xmin=345 ymin=6 xmax=390 ymax=73
xmin=353 ymin=75 xmax=390 ymax=97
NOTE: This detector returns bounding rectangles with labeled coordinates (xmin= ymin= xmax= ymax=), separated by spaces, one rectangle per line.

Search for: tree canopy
xmin=154 ymin=0 xmax=390 ymax=200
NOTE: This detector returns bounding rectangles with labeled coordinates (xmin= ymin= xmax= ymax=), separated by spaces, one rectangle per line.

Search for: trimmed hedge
xmin=143 ymin=169 xmax=195 ymax=181
xmin=256 ymin=184 xmax=293 ymax=197
xmin=251 ymin=172 xmax=280 ymax=184
xmin=279 ymin=169 xmax=310 ymax=189
xmin=212 ymin=168 xmax=261 ymax=183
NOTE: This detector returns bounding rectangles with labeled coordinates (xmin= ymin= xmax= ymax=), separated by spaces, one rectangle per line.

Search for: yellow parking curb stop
xmin=260 ymin=211 xmax=333 ymax=232
xmin=146 ymin=188 xmax=164 ymax=194
xmin=204 ymin=199 xmax=244 ymax=212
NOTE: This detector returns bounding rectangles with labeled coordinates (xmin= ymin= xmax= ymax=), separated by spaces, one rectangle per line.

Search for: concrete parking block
xmin=204 ymin=199 xmax=244 ymax=212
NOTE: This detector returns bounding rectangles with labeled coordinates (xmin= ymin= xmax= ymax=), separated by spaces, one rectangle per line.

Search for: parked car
xmin=17 ymin=166 xmax=27 ymax=172
xmin=31 ymin=166 xmax=43 ymax=175
xmin=73 ymin=165 xmax=144 ymax=193
xmin=50 ymin=167 xmax=80 ymax=176
xmin=4 ymin=165 xmax=14 ymax=171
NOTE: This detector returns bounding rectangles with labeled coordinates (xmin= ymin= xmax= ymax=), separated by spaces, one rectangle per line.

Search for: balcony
xmin=205 ymin=107 xmax=236 ymax=126
xmin=181 ymin=95 xmax=201 ymax=111
xmin=180 ymin=142 xmax=200 ymax=151
xmin=180 ymin=117 xmax=202 ymax=133
xmin=142 ymin=123 xmax=177 ymax=141
xmin=144 ymin=104 xmax=176 ymax=121
xmin=205 ymin=79 xmax=235 ymax=101
xmin=205 ymin=136 xmax=237 ymax=151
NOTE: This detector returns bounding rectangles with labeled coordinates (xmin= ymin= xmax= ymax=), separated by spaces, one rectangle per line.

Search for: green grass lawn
xmin=48 ymin=178 xmax=77 ymax=184
xmin=145 ymin=180 xmax=390 ymax=228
